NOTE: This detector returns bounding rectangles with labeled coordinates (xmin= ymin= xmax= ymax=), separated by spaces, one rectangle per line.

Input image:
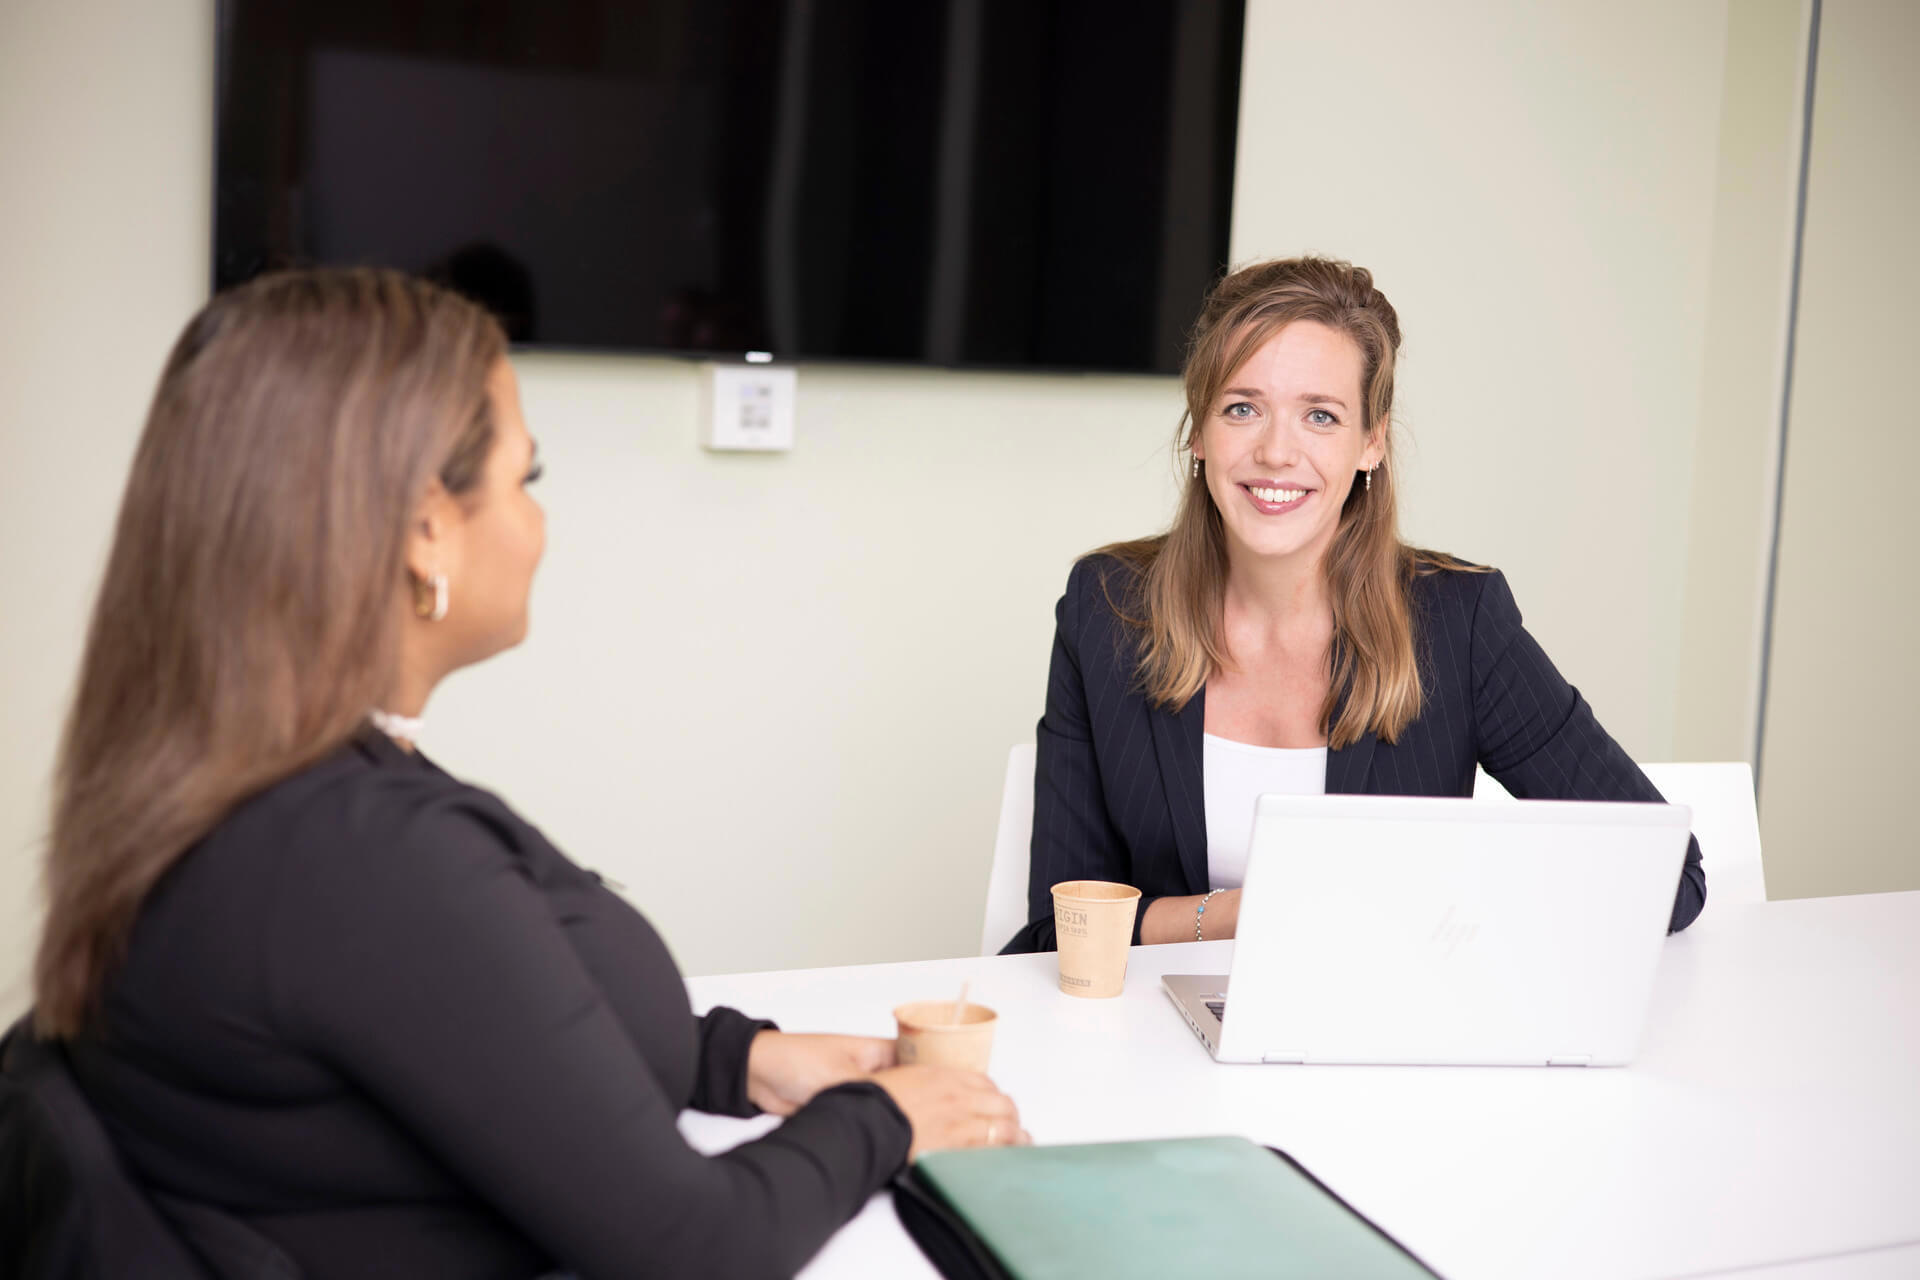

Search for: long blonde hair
xmin=34 ymin=268 xmax=505 ymax=1038
xmin=1097 ymin=257 xmax=1481 ymax=747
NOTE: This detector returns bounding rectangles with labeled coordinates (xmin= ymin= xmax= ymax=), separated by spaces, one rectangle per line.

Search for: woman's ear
xmin=404 ymin=481 xmax=458 ymax=582
xmin=1362 ymin=425 xmax=1387 ymax=473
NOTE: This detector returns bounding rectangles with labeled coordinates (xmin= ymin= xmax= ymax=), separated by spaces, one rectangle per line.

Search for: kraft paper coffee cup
xmin=1050 ymin=880 xmax=1142 ymax=998
xmin=894 ymin=1001 xmax=998 ymax=1072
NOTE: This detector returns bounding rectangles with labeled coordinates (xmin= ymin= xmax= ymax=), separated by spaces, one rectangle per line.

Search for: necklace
xmin=368 ymin=709 xmax=426 ymax=742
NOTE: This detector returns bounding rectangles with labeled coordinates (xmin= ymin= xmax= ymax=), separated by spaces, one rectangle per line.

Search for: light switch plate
xmin=701 ymin=363 xmax=796 ymax=451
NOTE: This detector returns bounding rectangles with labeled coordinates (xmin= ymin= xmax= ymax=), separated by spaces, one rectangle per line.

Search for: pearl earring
xmin=1192 ymin=455 xmax=1201 ymax=478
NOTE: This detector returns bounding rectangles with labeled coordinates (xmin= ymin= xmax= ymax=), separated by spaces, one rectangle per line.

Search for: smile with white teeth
xmin=1248 ymin=485 xmax=1308 ymax=504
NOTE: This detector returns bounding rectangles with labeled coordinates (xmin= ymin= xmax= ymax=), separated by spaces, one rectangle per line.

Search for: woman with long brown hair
xmin=1003 ymin=257 xmax=1705 ymax=952
xmin=23 ymin=268 xmax=1023 ymax=1278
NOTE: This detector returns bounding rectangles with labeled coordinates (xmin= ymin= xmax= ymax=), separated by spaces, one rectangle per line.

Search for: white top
xmin=1201 ymin=732 xmax=1326 ymax=889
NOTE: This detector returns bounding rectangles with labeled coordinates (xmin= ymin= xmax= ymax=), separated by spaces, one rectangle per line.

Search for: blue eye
xmin=1307 ymin=409 xmax=1338 ymax=426
xmin=1223 ymin=402 xmax=1256 ymax=421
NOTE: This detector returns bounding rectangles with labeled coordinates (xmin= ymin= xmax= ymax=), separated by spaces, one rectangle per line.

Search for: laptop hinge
xmin=1262 ymin=1051 xmax=1308 ymax=1064
xmin=1547 ymin=1055 xmax=1592 ymax=1067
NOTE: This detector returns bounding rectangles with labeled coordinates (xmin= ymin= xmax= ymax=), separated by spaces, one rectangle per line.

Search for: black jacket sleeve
xmin=1469 ymin=570 xmax=1707 ymax=932
xmin=268 ymin=795 xmax=911 ymax=1280
xmin=1005 ymin=559 xmax=1156 ymax=953
xmin=688 ymin=1006 xmax=777 ymax=1118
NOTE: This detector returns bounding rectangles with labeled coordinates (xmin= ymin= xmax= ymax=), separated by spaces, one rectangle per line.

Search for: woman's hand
xmin=870 ymin=1064 xmax=1028 ymax=1160
xmin=745 ymin=1031 xmax=897 ymax=1117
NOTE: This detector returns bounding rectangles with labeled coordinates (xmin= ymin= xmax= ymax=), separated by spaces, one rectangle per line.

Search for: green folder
xmin=899 ymin=1136 xmax=1441 ymax=1280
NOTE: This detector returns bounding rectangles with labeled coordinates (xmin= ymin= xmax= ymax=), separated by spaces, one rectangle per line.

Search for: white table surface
xmin=682 ymin=891 xmax=1920 ymax=1280
xmin=1696 ymin=1241 xmax=1920 ymax=1279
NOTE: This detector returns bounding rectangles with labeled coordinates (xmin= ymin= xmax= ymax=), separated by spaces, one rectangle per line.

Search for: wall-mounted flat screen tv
xmin=214 ymin=1 xmax=1244 ymax=374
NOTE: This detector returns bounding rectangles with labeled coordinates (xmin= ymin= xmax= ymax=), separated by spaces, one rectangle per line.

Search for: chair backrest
xmin=979 ymin=744 xmax=1037 ymax=955
xmin=0 ymin=1017 xmax=217 ymax=1279
xmin=1474 ymin=762 xmax=1766 ymax=908
xmin=1640 ymin=762 xmax=1767 ymax=908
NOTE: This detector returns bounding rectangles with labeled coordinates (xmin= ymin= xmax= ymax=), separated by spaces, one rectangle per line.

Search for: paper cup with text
xmin=1050 ymin=880 xmax=1142 ymax=998
xmin=894 ymin=1001 xmax=998 ymax=1073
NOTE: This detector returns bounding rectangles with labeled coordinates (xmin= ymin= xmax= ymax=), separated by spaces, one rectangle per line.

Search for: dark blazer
xmin=1004 ymin=555 xmax=1706 ymax=953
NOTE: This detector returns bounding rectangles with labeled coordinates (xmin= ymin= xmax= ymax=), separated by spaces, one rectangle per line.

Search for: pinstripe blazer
xmin=1002 ymin=554 xmax=1707 ymax=953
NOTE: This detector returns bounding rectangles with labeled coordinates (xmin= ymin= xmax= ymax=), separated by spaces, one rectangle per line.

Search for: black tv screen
xmin=214 ymin=1 xmax=1244 ymax=373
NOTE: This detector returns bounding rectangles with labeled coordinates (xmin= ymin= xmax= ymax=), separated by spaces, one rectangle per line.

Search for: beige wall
xmin=1758 ymin=0 xmax=1920 ymax=898
xmin=0 ymin=0 xmax=1823 ymax=1017
xmin=0 ymin=1 xmax=215 ymax=1016
xmin=1675 ymin=0 xmax=1810 ymax=765
xmin=434 ymin=355 xmax=1183 ymax=983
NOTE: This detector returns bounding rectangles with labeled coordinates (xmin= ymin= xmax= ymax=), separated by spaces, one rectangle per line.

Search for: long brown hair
xmin=1097 ymin=257 xmax=1483 ymax=747
xmin=34 ymin=268 xmax=505 ymax=1038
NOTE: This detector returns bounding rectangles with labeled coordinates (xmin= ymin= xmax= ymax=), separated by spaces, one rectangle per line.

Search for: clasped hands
xmin=746 ymin=1031 xmax=1028 ymax=1158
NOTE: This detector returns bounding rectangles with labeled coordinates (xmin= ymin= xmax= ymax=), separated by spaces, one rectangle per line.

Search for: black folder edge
xmin=890 ymin=1144 xmax=1446 ymax=1280
xmin=891 ymin=1163 xmax=1016 ymax=1280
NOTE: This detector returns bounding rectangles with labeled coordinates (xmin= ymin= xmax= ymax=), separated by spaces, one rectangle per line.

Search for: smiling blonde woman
xmin=1001 ymin=257 xmax=1705 ymax=953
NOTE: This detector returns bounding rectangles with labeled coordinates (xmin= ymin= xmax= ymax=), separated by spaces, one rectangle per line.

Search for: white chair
xmin=979 ymin=744 xmax=1036 ymax=955
xmin=1475 ymin=762 xmax=1767 ymax=907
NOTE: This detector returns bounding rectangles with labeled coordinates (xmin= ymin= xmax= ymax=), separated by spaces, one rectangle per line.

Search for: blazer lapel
xmin=1148 ymin=686 xmax=1210 ymax=895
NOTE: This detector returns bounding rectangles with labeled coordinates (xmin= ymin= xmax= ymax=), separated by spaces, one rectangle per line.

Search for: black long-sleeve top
xmin=1005 ymin=557 xmax=1706 ymax=953
xmin=67 ymin=731 xmax=910 ymax=1278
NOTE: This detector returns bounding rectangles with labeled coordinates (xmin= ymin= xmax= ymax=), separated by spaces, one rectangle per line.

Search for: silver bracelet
xmin=1195 ymin=889 xmax=1224 ymax=942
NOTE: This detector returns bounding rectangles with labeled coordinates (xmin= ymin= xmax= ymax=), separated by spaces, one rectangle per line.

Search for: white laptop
xmin=1163 ymin=793 xmax=1692 ymax=1066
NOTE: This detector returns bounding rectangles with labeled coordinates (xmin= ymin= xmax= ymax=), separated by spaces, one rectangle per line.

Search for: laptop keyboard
xmin=1206 ymin=1000 xmax=1226 ymax=1022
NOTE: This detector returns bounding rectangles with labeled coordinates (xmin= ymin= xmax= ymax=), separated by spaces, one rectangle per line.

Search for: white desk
xmin=683 ymin=891 xmax=1920 ymax=1280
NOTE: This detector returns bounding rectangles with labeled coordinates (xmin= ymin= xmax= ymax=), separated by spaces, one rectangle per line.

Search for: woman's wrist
xmin=1195 ymin=889 xmax=1225 ymax=941
xmin=1210 ymin=889 xmax=1239 ymax=939
xmin=744 ymin=1029 xmax=783 ymax=1114
xmin=1138 ymin=890 xmax=1238 ymax=944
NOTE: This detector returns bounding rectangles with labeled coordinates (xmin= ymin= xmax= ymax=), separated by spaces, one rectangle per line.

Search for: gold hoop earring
xmin=414 ymin=572 xmax=448 ymax=622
